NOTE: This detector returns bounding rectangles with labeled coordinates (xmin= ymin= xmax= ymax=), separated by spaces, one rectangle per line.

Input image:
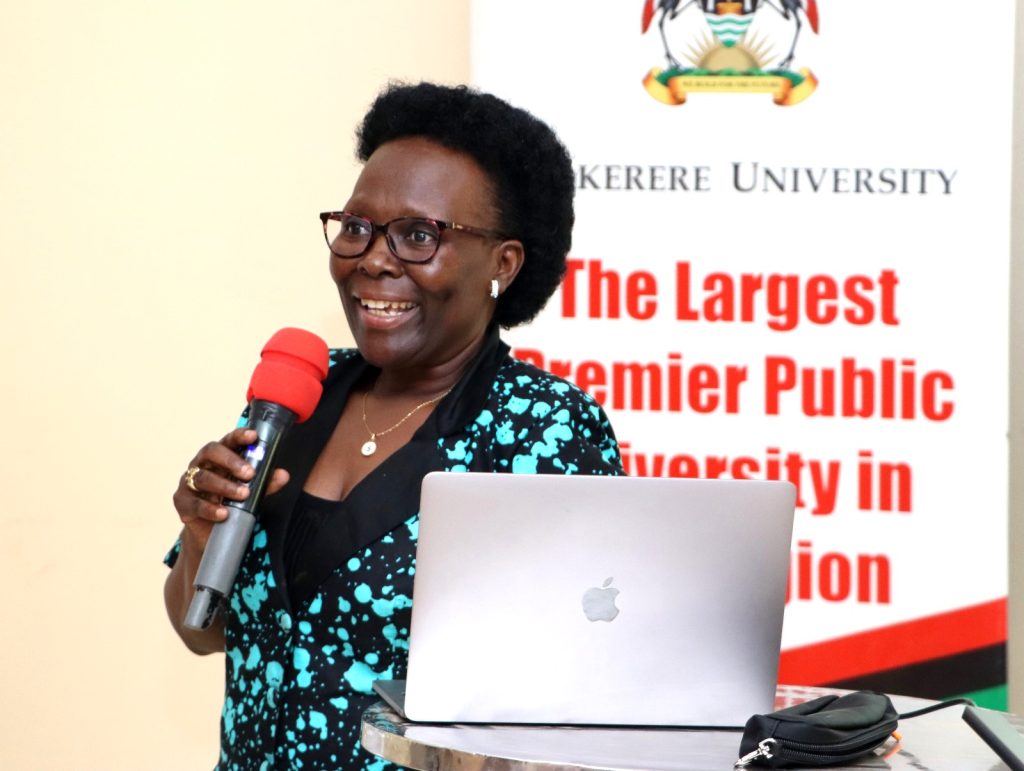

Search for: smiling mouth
xmin=359 ymin=298 xmax=418 ymax=317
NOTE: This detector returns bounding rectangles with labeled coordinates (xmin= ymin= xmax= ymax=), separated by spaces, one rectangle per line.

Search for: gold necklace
xmin=360 ymin=385 xmax=454 ymax=457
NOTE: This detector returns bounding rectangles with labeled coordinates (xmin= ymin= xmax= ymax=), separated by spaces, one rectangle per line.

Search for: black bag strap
xmin=898 ymin=696 xmax=975 ymax=719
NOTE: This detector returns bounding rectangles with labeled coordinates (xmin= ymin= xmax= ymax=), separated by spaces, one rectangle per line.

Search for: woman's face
xmin=331 ymin=137 xmax=522 ymax=375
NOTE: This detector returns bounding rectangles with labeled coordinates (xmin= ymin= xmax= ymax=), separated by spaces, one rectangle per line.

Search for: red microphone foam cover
xmin=245 ymin=328 xmax=330 ymax=423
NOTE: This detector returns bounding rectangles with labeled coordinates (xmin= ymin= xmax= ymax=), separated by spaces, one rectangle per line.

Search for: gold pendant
xmin=361 ymin=439 xmax=377 ymax=457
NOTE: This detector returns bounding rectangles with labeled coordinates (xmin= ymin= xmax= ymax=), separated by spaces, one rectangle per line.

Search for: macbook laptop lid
xmin=403 ymin=472 xmax=796 ymax=727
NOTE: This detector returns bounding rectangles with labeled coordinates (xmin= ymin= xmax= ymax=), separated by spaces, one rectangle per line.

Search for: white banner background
xmin=472 ymin=1 xmax=1015 ymax=656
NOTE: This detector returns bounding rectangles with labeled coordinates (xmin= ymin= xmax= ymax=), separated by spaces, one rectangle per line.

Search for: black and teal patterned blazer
xmin=168 ymin=324 xmax=622 ymax=769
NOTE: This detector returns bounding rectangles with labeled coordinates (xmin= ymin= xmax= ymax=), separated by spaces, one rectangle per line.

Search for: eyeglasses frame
xmin=319 ymin=211 xmax=513 ymax=264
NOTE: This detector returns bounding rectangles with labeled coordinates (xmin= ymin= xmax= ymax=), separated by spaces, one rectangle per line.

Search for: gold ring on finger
xmin=184 ymin=465 xmax=202 ymax=493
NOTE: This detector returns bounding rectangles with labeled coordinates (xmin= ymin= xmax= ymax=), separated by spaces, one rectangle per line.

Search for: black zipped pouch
xmin=734 ymin=691 xmax=899 ymax=768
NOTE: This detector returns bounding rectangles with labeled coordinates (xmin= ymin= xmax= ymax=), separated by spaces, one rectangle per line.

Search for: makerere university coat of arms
xmin=642 ymin=0 xmax=820 ymax=106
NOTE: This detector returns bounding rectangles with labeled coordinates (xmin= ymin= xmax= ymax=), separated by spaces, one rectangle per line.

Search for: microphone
xmin=184 ymin=328 xmax=330 ymax=631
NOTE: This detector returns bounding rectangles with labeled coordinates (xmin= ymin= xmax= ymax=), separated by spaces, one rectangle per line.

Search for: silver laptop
xmin=395 ymin=472 xmax=796 ymax=727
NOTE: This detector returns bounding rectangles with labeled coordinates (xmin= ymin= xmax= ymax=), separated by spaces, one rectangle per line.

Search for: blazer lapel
xmin=261 ymin=353 xmax=369 ymax=612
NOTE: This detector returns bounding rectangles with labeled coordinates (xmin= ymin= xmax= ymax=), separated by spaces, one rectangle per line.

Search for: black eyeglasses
xmin=319 ymin=211 xmax=511 ymax=264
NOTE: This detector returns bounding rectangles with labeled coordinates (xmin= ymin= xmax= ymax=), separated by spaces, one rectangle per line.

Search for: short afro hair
xmin=355 ymin=81 xmax=574 ymax=328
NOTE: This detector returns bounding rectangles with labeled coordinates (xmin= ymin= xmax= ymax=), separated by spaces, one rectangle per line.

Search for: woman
xmin=165 ymin=82 xmax=623 ymax=769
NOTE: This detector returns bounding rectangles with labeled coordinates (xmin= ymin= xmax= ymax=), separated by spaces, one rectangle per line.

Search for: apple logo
xmin=582 ymin=577 xmax=620 ymax=622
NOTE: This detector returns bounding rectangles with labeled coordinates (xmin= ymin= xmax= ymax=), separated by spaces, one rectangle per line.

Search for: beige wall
xmin=0 ymin=2 xmax=469 ymax=768
xmin=1009 ymin=0 xmax=1024 ymax=714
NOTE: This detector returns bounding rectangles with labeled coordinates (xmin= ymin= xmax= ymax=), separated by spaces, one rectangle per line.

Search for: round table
xmin=361 ymin=685 xmax=1019 ymax=770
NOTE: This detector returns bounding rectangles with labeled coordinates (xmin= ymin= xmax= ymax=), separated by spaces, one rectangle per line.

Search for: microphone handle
xmin=183 ymin=400 xmax=297 ymax=630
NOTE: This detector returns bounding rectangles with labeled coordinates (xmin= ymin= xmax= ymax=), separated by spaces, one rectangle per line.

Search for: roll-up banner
xmin=472 ymin=1 xmax=1015 ymax=707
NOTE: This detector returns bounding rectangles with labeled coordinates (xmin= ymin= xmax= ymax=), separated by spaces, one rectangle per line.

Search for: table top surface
xmin=361 ymin=685 xmax=1022 ymax=770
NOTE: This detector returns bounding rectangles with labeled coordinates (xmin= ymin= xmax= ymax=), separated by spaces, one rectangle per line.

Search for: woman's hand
xmin=173 ymin=428 xmax=291 ymax=551
xmin=166 ymin=428 xmax=290 ymax=654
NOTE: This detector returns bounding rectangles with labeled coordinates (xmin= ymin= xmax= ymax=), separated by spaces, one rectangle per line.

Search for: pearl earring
xmin=490 ymin=279 xmax=500 ymax=299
